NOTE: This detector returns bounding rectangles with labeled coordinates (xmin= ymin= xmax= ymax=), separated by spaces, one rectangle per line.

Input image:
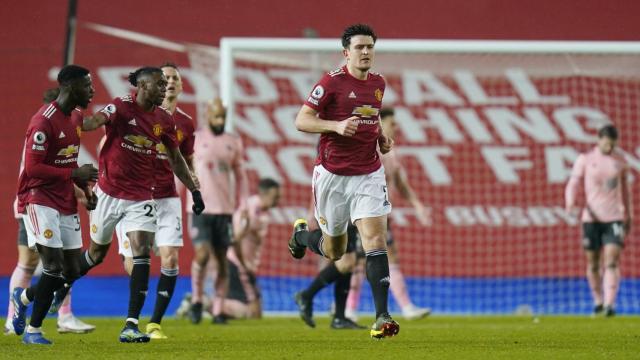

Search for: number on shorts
xmin=382 ymin=185 xmax=390 ymax=206
xmin=74 ymin=215 xmax=80 ymax=231
xmin=176 ymin=216 xmax=181 ymax=231
xmin=143 ymin=204 xmax=154 ymax=217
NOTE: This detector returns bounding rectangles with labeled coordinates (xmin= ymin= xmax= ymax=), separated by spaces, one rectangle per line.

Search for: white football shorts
xmin=23 ymin=204 xmax=82 ymax=250
xmin=312 ymin=164 xmax=391 ymax=237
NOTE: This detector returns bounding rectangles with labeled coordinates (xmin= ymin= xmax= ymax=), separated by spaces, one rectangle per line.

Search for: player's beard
xmin=210 ymin=124 xmax=225 ymax=135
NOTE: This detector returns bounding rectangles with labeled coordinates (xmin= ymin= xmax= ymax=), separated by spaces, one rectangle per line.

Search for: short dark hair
xmin=380 ymin=108 xmax=394 ymax=119
xmin=598 ymin=124 xmax=618 ymax=140
xmin=342 ymin=24 xmax=377 ymax=49
xmin=42 ymin=88 xmax=60 ymax=103
xmin=128 ymin=66 xmax=163 ymax=86
xmin=258 ymin=178 xmax=280 ymax=192
xmin=57 ymin=65 xmax=90 ymax=85
xmin=160 ymin=62 xmax=179 ymax=70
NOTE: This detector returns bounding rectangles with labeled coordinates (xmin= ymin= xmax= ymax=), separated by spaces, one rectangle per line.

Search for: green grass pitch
xmin=2 ymin=316 xmax=640 ymax=359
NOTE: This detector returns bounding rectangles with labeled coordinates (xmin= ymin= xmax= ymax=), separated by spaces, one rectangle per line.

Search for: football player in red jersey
xmin=5 ymin=88 xmax=96 ymax=337
xmin=114 ymin=63 xmax=196 ymax=339
xmin=62 ymin=66 xmax=204 ymax=343
xmin=12 ymin=65 xmax=99 ymax=345
xmin=289 ymin=24 xmax=399 ymax=339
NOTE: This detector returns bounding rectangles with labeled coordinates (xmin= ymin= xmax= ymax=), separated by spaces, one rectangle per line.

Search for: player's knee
xmin=22 ymin=256 xmax=40 ymax=269
xmin=89 ymin=247 xmax=108 ymax=265
xmin=587 ymin=263 xmax=599 ymax=273
xmin=162 ymin=252 xmax=179 ymax=269
xmin=361 ymin=234 xmax=387 ymax=251
xmin=43 ymin=262 xmax=64 ymax=276
xmin=324 ymin=248 xmax=344 ymax=261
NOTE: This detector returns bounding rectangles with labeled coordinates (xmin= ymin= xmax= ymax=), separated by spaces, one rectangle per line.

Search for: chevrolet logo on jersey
xmin=352 ymin=105 xmax=379 ymax=118
xmin=124 ymin=134 xmax=153 ymax=148
xmin=57 ymin=145 xmax=79 ymax=157
xmin=156 ymin=143 xmax=167 ymax=154
xmin=156 ymin=143 xmax=168 ymax=160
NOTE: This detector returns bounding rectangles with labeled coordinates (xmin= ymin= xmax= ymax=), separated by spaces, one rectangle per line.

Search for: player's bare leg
xmin=211 ymin=244 xmax=229 ymax=324
xmin=387 ymin=243 xmax=430 ymax=320
xmin=602 ymin=244 xmax=622 ymax=317
xmin=356 ymin=215 xmax=399 ymax=339
xmin=5 ymin=245 xmax=38 ymax=334
xmin=190 ymin=242 xmax=210 ymax=324
xmin=585 ymin=250 xmax=604 ymax=315
xmin=118 ymin=230 xmax=152 ymax=343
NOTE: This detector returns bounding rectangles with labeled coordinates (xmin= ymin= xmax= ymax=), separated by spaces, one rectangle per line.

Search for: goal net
xmin=213 ymin=38 xmax=640 ymax=315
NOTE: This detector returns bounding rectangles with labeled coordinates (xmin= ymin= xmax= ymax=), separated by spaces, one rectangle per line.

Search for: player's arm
xmin=165 ymin=144 xmax=205 ymax=214
xmin=564 ymin=154 xmax=585 ymax=216
xmin=81 ymin=113 xmax=109 ymax=131
xmin=377 ymin=120 xmax=393 ymax=154
xmin=82 ymin=102 xmax=119 ymax=131
xmin=24 ymin=125 xmax=97 ymax=184
xmin=621 ymin=166 xmax=632 ymax=234
xmin=74 ymin=183 xmax=97 ymax=211
xmin=394 ymin=166 xmax=430 ymax=226
xmin=233 ymin=139 xmax=250 ymax=206
xmin=295 ymin=105 xmax=359 ymax=136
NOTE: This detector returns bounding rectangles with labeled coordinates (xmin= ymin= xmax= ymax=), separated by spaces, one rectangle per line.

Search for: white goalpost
xmin=218 ymin=38 xmax=640 ymax=315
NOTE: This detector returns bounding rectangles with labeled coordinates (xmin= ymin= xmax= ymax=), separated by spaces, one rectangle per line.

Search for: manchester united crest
xmin=43 ymin=229 xmax=53 ymax=239
xmin=153 ymin=124 xmax=163 ymax=137
xmin=177 ymin=129 xmax=184 ymax=142
xmin=374 ymin=88 xmax=383 ymax=102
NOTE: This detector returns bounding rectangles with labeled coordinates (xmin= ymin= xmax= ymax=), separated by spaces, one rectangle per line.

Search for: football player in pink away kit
xmin=223 ymin=178 xmax=280 ymax=319
xmin=288 ymin=24 xmax=399 ymax=339
xmin=12 ymin=65 xmax=99 ymax=345
xmin=78 ymin=67 xmax=204 ymax=343
xmin=565 ymin=125 xmax=632 ymax=317
xmin=5 ymin=88 xmax=95 ymax=336
xmin=187 ymin=98 xmax=248 ymax=325
xmin=114 ymin=63 xmax=196 ymax=339
xmin=346 ymin=108 xmax=431 ymax=321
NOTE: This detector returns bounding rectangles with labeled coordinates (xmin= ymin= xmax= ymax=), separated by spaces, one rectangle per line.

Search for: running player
xmin=77 ymin=66 xmax=204 ymax=342
xmin=345 ymin=108 xmax=431 ymax=321
xmin=288 ymin=24 xmax=399 ymax=339
xmin=5 ymin=88 xmax=95 ymax=336
xmin=187 ymin=98 xmax=249 ymax=324
xmin=223 ymin=178 xmax=280 ymax=319
xmin=565 ymin=124 xmax=632 ymax=317
xmin=294 ymin=218 xmax=365 ymax=330
xmin=114 ymin=63 xmax=196 ymax=339
xmin=12 ymin=65 xmax=99 ymax=344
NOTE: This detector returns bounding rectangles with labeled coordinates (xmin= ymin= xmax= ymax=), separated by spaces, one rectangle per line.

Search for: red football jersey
xmin=97 ymin=93 xmax=179 ymax=201
xmin=304 ymin=65 xmax=386 ymax=176
xmin=153 ymin=107 xmax=195 ymax=199
xmin=17 ymin=102 xmax=83 ymax=215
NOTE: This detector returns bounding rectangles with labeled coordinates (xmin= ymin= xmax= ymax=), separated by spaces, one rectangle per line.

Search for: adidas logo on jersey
xmin=349 ymin=91 xmax=356 ymax=98
xmin=58 ymin=131 xmax=66 ymax=138
xmin=129 ymin=118 xmax=137 ymax=126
